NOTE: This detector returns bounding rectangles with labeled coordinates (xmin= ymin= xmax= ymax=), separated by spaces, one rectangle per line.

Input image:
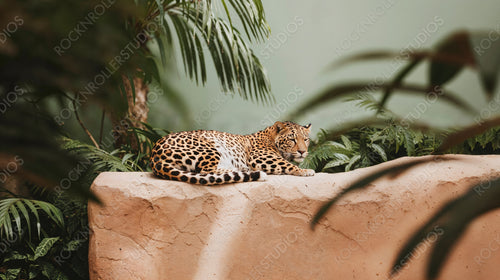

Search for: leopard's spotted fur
xmin=150 ymin=121 xmax=315 ymax=185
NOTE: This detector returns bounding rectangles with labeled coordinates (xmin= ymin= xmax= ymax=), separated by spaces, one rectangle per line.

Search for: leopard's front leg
xmin=249 ymin=152 xmax=315 ymax=176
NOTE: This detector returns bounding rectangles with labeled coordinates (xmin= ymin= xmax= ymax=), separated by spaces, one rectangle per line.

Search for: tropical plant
xmin=301 ymin=121 xmax=440 ymax=172
xmin=0 ymin=198 xmax=63 ymax=240
xmin=305 ymin=30 xmax=500 ymax=279
xmin=0 ymin=126 xmax=183 ymax=279
xmin=0 ymin=187 xmax=91 ymax=279
xmin=302 ymin=116 xmax=500 ymax=174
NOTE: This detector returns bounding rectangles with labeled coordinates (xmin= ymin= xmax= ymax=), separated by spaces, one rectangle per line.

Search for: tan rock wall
xmin=88 ymin=155 xmax=500 ymax=280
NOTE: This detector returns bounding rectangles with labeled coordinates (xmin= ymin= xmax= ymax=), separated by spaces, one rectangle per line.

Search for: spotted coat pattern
xmin=150 ymin=121 xmax=315 ymax=185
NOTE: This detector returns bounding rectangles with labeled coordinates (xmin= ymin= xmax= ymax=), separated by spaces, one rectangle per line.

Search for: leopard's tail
xmin=152 ymin=165 xmax=267 ymax=186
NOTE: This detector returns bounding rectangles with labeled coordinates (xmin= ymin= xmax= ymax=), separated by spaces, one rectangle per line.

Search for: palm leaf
xmin=429 ymin=31 xmax=475 ymax=89
xmin=157 ymin=0 xmax=272 ymax=103
xmin=325 ymin=30 xmax=500 ymax=103
xmin=0 ymin=198 xmax=64 ymax=239
xmin=227 ymin=0 xmax=270 ymax=42
xmin=289 ymin=82 xmax=476 ymax=120
xmin=466 ymin=32 xmax=500 ymax=99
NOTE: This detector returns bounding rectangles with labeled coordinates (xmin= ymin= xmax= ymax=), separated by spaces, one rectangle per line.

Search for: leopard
xmin=150 ymin=121 xmax=315 ymax=185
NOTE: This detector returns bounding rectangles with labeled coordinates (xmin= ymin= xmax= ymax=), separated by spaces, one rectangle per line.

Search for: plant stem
xmin=73 ymin=99 xmax=100 ymax=149
xmin=99 ymin=109 xmax=106 ymax=146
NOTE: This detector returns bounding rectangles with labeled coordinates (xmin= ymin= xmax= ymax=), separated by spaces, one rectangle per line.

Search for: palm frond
xmin=0 ymin=198 xmax=64 ymax=240
xmin=153 ymin=0 xmax=273 ymax=103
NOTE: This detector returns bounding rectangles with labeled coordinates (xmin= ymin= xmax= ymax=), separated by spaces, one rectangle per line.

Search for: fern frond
xmin=301 ymin=140 xmax=356 ymax=171
xmin=61 ymin=138 xmax=135 ymax=172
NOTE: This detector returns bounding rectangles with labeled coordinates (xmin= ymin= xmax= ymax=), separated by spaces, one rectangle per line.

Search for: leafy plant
xmin=448 ymin=126 xmax=500 ymax=154
xmin=0 ymin=198 xmax=63 ymax=240
xmin=0 ymin=190 xmax=89 ymax=279
xmin=301 ymin=122 xmax=440 ymax=172
xmin=118 ymin=123 xmax=170 ymax=171
xmin=306 ymin=29 xmax=500 ymax=279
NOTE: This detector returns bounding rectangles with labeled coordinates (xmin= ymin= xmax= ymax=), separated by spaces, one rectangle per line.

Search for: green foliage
xmin=301 ymin=121 xmax=440 ymax=173
xmin=120 ymin=123 xmax=170 ymax=171
xmin=0 ymin=189 xmax=89 ymax=280
xmin=449 ymin=126 xmax=500 ymax=154
xmin=34 ymin=238 xmax=60 ymax=261
xmin=61 ymin=138 xmax=136 ymax=173
xmin=0 ymin=122 xmax=170 ymax=279
xmin=159 ymin=0 xmax=272 ymax=102
xmin=0 ymin=198 xmax=63 ymax=240
xmin=63 ymin=121 xmax=169 ymax=174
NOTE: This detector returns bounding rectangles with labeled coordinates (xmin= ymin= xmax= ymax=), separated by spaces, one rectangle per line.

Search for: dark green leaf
xmin=469 ymin=32 xmax=500 ymax=99
xmin=41 ymin=261 xmax=69 ymax=280
xmin=156 ymin=36 xmax=168 ymax=69
xmin=5 ymin=268 xmax=21 ymax=280
xmin=34 ymin=237 xmax=60 ymax=260
xmin=429 ymin=31 xmax=475 ymax=88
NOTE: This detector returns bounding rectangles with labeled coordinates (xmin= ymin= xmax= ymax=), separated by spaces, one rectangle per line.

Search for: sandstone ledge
xmin=88 ymin=155 xmax=500 ymax=280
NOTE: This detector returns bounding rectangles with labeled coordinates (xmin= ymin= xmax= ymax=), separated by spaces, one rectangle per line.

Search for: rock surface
xmin=88 ymin=155 xmax=500 ymax=280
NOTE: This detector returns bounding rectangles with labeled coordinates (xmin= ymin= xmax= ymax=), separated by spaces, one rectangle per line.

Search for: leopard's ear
xmin=273 ymin=121 xmax=285 ymax=132
xmin=303 ymin=123 xmax=312 ymax=131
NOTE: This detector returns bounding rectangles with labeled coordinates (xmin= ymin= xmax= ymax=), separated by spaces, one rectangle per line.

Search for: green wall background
xmin=148 ymin=0 xmax=500 ymax=136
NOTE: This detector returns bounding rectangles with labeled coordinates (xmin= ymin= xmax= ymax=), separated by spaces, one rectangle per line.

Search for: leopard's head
xmin=272 ymin=121 xmax=312 ymax=163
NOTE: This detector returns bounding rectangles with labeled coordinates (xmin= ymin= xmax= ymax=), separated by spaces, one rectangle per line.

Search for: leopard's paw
xmin=258 ymin=171 xmax=267 ymax=181
xmin=296 ymin=168 xmax=315 ymax=176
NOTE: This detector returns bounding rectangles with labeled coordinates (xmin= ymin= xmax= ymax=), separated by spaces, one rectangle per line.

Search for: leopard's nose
xmin=298 ymin=150 xmax=306 ymax=155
